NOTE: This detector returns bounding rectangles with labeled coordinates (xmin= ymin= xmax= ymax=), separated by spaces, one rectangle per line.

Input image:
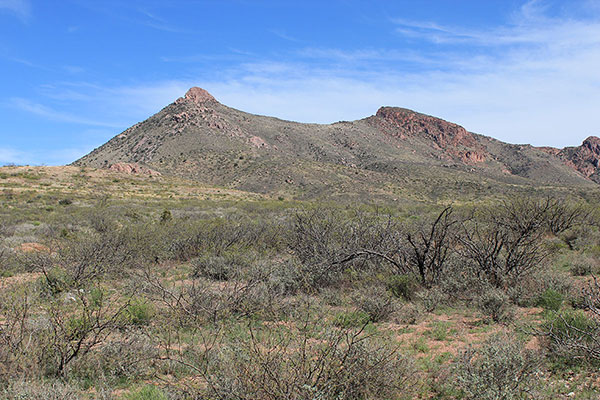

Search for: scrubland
xmin=1 ymin=166 xmax=600 ymax=399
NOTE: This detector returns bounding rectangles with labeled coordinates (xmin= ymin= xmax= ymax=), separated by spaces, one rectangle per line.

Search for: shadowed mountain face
xmin=74 ymin=87 xmax=600 ymax=200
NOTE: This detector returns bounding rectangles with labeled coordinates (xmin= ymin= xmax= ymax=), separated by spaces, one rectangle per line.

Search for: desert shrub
xmin=334 ymin=310 xmax=371 ymax=328
xmin=417 ymin=286 xmax=447 ymax=313
xmin=545 ymin=198 xmax=589 ymax=236
xmin=402 ymin=206 xmax=457 ymax=287
xmin=352 ymin=285 xmax=397 ymax=322
xmin=26 ymin=223 xmax=156 ymax=290
xmin=536 ymin=288 xmax=564 ymax=311
xmin=507 ymin=270 xmax=572 ymax=307
xmin=287 ymin=207 xmax=402 ymax=288
xmin=1 ymin=380 xmax=81 ymax=400
xmin=265 ymin=259 xmax=303 ymax=295
xmin=166 ymin=216 xmax=279 ymax=262
xmin=387 ymin=274 xmax=419 ymax=301
xmin=0 ymin=247 xmax=18 ymax=277
xmin=0 ymin=288 xmax=41 ymax=382
xmin=320 ymin=286 xmax=345 ymax=306
xmin=394 ymin=303 xmax=422 ymax=324
xmin=539 ymin=276 xmax=600 ymax=365
xmin=124 ymin=385 xmax=169 ymax=400
xmin=475 ymin=288 xmax=514 ymax=323
xmin=36 ymin=288 xmax=131 ymax=377
xmin=569 ymin=253 xmax=598 ymax=276
xmin=454 ymin=334 xmax=539 ymax=400
xmin=202 ymin=320 xmax=414 ymax=400
xmin=456 ymin=197 xmax=553 ymax=288
xmin=146 ymin=268 xmax=288 ymax=326
xmin=70 ymin=334 xmax=158 ymax=385
xmin=191 ymin=253 xmax=245 ymax=281
xmin=126 ymin=297 xmax=155 ymax=326
xmin=542 ymin=309 xmax=599 ymax=365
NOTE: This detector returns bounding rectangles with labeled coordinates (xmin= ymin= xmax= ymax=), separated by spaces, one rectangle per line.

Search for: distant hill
xmin=73 ymin=87 xmax=600 ymax=201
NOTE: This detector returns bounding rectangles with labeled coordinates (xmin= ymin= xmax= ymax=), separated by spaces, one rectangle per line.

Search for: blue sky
xmin=1 ymin=0 xmax=600 ymax=165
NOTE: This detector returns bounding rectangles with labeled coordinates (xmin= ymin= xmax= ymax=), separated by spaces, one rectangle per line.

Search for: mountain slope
xmin=74 ymin=87 xmax=599 ymax=200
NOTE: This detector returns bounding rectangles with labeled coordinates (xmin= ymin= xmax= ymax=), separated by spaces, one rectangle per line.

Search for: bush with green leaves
xmin=126 ymin=297 xmax=155 ymax=326
xmin=536 ymin=288 xmax=564 ymax=311
xmin=475 ymin=287 xmax=514 ymax=323
xmin=454 ymin=334 xmax=539 ymax=400
xmin=124 ymin=385 xmax=169 ymax=400
xmin=387 ymin=274 xmax=419 ymax=301
xmin=334 ymin=310 xmax=371 ymax=328
xmin=542 ymin=309 xmax=599 ymax=364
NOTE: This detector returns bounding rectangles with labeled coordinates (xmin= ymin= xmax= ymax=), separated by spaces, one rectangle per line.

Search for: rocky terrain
xmin=74 ymin=87 xmax=600 ymax=199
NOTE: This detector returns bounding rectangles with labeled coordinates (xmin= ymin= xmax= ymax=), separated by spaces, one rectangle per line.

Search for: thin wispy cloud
xmin=7 ymin=0 xmax=600 ymax=161
xmin=0 ymin=0 xmax=30 ymax=21
xmin=10 ymin=98 xmax=124 ymax=128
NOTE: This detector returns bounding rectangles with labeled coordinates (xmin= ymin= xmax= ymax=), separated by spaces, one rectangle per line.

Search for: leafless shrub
xmin=0 ymin=288 xmax=36 ymax=382
xmin=2 ymin=380 xmax=82 ymax=400
xmin=144 ymin=267 xmax=285 ymax=326
xmin=167 ymin=217 xmax=279 ymax=262
xmin=402 ymin=206 xmax=457 ymax=286
xmin=40 ymin=289 xmax=131 ymax=376
xmin=545 ymin=197 xmax=589 ymax=236
xmin=289 ymin=207 xmax=407 ymax=288
xmin=202 ymin=311 xmax=414 ymax=400
xmin=456 ymin=197 xmax=552 ymax=288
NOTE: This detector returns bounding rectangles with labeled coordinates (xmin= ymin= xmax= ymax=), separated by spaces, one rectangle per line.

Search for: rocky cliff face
xmin=370 ymin=107 xmax=487 ymax=165
xmin=545 ymin=136 xmax=600 ymax=183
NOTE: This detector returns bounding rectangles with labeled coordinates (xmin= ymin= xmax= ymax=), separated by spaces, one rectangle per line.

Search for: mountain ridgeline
xmin=74 ymin=87 xmax=600 ymax=201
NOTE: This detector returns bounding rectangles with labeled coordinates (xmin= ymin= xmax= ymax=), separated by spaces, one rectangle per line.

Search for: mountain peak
xmin=183 ymin=87 xmax=217 ymax=104
xmin=583 ymin=136 xmax=600 ymax=154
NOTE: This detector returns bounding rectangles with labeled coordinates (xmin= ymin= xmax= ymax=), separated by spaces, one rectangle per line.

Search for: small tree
xmin=456 ymin=197 xmax=552 ymax=288
xmin=404 ymin=206 xmax=456 ymax=287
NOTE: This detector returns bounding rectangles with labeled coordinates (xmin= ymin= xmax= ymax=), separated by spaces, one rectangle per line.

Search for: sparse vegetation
xmin=1 ymin=166 xmax=599 ymax=398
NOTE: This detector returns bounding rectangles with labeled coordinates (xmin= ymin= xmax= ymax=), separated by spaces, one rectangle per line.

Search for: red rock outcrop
xmin=180 ymin=87 xmax=217 ymax=105
xmin=541 ymin=136 xmax=600 ymax=182
xmin=372 ymin=107 xmax=487 ymax=165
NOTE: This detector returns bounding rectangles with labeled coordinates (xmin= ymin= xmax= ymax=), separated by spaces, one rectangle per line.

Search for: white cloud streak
xmin=12 ymin=0 xmax=600 ymax=154
xmin=0 ymin=0 xmax=30 ymax=21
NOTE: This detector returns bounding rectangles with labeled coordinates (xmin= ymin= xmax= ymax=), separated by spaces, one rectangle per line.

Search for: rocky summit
xmin=74 ymin=87 xmax=600 ymax=200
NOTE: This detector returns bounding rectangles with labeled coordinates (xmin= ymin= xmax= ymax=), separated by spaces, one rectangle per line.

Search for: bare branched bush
xmin=167 ymin=216 xmax=279 ymax=262
xmin=40 ymin=288 xmax=131 ymax=376
xmin=456 ymin=197 xmax=553 ymax=288
xmin=145 ymin=267 xmax=286 ymax=326
xmin=288 ymin=207 xmax=402 ymax=288
xmin=403 ymin=206 xmax=457 ymax=286
xmin=202 ymin=312 xmax=414 ymax=400
xmin=545 ymin=197 xmax=589 ymax=236
xmin=2 ymin=380 xmax=82 ymax=400
xmin=0 ymin=288 xmax=36 ymax=382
